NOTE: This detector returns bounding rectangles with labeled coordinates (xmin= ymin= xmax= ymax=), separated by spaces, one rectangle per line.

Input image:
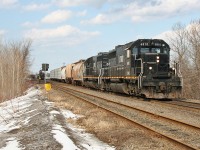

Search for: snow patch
xmin=61 ymin=109 xmax=115 ymax=150
xmin=52 ymin=124 xmax=80 ymax=150
xmin=0 ymin=88 xmax=40 ymax=133
xmin=25 ymin=109 xmax=37 ymax=114
xmin=67 ymin=123 xmax=115 ymax=150
xmin=50 ymin=110 xmax=60 ymax=115
xmin=0 ymin=138 xmax=22 ymax=150
xmin=61 ymin=109 xmax=83 ymax=119
xmin=44 ymin=100 xmax=54 ymax=105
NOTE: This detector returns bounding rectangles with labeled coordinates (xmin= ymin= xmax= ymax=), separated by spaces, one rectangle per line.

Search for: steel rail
xmin=161 ymin=100 xmax=200 ymax=110
xmin=51 ymin=81 xmax=200 ymax=111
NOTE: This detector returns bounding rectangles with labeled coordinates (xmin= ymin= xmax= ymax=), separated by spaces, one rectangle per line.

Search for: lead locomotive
xmin=83 ymin=39 xmax=182 ymax=99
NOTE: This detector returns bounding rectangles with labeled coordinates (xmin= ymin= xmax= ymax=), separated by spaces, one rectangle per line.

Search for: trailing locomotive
xmin=50 ymin=39 xmax=182 ymax=99
xmin=83 ymin=39 xmax=182 ymax=99
xmin=38 ymin=70 xmax=45 ymax=80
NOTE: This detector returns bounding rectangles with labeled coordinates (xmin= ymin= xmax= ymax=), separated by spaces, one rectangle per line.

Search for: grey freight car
xmin=50 ymin=66 xmax=66 ymax=82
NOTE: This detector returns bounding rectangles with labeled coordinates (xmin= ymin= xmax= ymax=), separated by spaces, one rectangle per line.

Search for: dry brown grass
xmin=46 ymin=89 xmax=125 ymax=133
xmin=41 ymin=87 xmax=180 ymax=150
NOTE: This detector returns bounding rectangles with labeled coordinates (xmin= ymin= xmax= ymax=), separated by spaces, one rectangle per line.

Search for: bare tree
xmin=0 ymin=40 xmax=32 ymax=102
xmin=167 ymin=23 xmax=190 ymax=98
xmin=167 ymin=20 xmax=200 ymax=99
xmin=186 ymin=20 xmax=200 ymax=98
xmin=167 ymin=23 xmax=189 ymax=67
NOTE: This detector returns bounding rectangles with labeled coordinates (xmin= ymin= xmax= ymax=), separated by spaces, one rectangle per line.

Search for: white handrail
xmin=136 ymin=58 xmax=143 ymax=89
xmin=98 ymin=68 xmax=105 ymax=85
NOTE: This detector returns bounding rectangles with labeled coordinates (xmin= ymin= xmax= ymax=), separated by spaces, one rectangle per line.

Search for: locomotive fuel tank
xmin=109 ymin=83 xmax=129 ymax=94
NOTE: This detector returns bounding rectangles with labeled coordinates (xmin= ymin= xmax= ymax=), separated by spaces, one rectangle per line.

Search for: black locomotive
xmin=83 ymin=39 xmax=182 ymax=99
xmin=38 ymin=70 xmax=45 ymax=80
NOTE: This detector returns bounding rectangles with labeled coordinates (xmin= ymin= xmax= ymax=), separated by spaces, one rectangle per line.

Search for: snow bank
xmin=49 ymin=105 xmax=115 ymax=149
xmin=0 ymin=87 xmax=40 ymax=150
xmin=61 ymin=109 xmax=83 ymax=119
xmin=0 ymin=87 xmax=115 ymax=150
xmin=0 ymin=138 xmax=21 ymax=150
xmin=0 ymin=87 xmax=39 ymax=133
xmin=52 ymin=124 xmax=80 ymax=150
xmin=61 ymin=109 xmax=115 ymax=150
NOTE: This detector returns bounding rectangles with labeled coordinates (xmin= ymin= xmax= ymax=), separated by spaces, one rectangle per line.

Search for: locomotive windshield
xmin=140 ymin=48 xmax=150 ymax=53
xmin=133 ymin=40 xmax=170 ymax=55
xmin=136 ymin=47 xmax=169 ymax=54
xmin=151 ymin=48 xmax=160 ymax=53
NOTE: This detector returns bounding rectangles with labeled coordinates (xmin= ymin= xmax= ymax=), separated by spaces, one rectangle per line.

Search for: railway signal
xmin=42 ymin=63 xmax=49 ymax=71
xmin=42 ymin=63 xmax=49 ymax=83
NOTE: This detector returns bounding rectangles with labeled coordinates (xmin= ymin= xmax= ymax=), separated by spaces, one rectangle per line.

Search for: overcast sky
xmin=0 ymin=0 xmax=199 ymax=73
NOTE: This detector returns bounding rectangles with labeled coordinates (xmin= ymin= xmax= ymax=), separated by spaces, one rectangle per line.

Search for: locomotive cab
xmin=130 ymin=39 xmax=182 ymax=99
xmin=138 ymin=43 xmax=170 ymax=79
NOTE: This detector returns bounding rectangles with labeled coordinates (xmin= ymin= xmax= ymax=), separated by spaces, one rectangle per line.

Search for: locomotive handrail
xmin=174 ymin=61 xmax=182 ymax=77
xmin=98 ymin=69 xmax=101 ymax=85
xmin=137 ymin=58 xmax=143 ymax=89
xmin=98 ymin=68 xmax=104 ymax=85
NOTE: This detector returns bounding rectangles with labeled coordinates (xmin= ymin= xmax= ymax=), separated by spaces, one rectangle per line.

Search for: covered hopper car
xmin=65 ymin=64 xmax=73 ymax=84
xmin=71 ymin=60 xmax=85 ymax=85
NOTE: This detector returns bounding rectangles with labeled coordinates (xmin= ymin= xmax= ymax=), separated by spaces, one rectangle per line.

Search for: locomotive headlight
xmin=149 ymin=66 xmax=152 ymax=70
xmin=156 ymin=60 xmax=160 ymax=63
xmin=156 ymin=56 xmax=159 ymax=59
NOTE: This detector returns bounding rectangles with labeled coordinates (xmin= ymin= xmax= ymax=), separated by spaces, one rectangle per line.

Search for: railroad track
xmin=51 ymin=82 xmax=200 ymax=150
xmin=50 ymin=81 xmax=200 ymax=111
xmin=160 ymin=100 xmax=200 ymax=110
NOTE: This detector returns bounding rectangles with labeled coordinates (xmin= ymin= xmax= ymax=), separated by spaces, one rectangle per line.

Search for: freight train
xmin=50 ymin=39 xmax=182 ymax=99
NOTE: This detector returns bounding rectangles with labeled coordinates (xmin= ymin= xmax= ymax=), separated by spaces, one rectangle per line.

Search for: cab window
xmin=163 ymin=48 xmax=169 ymax=54
xmin=127 ymin=50 xmax=130 ymax=58
xmin=132 ymin=47 xmax=138 ymax=54
xmin=119 ymin=55 xmax=124 ymax=63
xmin=140 ymin=48 xmax=150 ymax=53
xmin=151 ymin=48 xmax=161 ymax=53
xmin=93 ymin=62 xmax=96 ymax=69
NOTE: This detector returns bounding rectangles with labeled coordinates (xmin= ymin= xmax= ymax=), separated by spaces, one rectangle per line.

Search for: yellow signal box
xmin=45 ymin=83 xmax=51 ymax=91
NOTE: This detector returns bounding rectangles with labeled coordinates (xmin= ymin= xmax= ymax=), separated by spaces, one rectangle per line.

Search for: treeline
xmin=168 ymin=19 xmax=200 ymax=99
xmin=0 ymin=40 xmax=31 ymax=101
